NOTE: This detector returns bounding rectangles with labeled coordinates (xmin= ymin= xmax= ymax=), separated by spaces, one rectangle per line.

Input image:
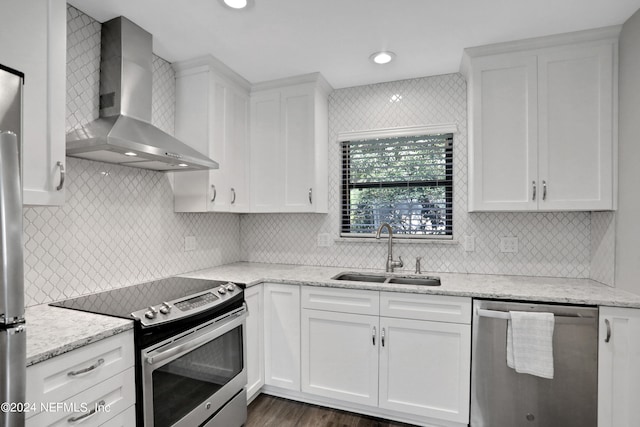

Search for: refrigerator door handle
xmin=0 ymin=132 xmax=24 ymax=324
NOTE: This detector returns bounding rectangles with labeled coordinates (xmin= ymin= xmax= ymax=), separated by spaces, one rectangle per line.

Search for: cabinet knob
xmin=56 ymin=161 xmax=65 ymax=191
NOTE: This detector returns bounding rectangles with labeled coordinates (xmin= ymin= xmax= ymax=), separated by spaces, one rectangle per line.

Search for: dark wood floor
xmin=246 ymin=394 xmax=416 ymax=427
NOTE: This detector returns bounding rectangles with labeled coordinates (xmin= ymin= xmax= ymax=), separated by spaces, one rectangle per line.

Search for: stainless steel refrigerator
xmin=0 ymin=63 xmax=26 ymax=427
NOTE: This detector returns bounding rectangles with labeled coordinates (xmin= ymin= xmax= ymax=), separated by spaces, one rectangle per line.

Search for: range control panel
xmin=132 ymin=282 xmax=240 ymax=327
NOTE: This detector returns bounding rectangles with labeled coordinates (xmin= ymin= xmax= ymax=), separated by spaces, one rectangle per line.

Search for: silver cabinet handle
xmin=67 ymin=400 xmax=105 ymax=424
xmin=542 ymin=180 xmax=547 ymax=201
xmin=604 ymin=318 xmax=611 ymax=343
xmin=532 ymin=181 xmax=536 ymax=201
xmin=231 ymin=188 xmax=236 ymax=204
xmin=381 ymin=327 xmax=386 ymax=347
xmin=372 ymin=326 xmax=376 ymax=346
xmin=308 ymin=188 xmax=312 ymax=204
xmin=56 ymin=161 xmax=65 ymax=191
xmin=211 ymin=185 xmax=216 ymax=202
xmin=67 ymin=358 xmax=104 ymax=377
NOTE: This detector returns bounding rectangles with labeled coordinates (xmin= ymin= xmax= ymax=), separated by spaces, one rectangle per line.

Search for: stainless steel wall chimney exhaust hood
xmin=66 ymin=17 xmax=218 ymax=171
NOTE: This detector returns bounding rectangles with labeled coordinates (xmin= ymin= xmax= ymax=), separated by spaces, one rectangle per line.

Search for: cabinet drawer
xmin=26 ymin=367 xmax=135 ymax=427
xmin=26 ymin=330 xmax=134 ymax=418
xmin=99 ymin=405 xmax=136 ymax=427
xmin=380 ymin=292 xmax=471 ymax=324
xmin=302 ymin=286 xmax=379 ymax=316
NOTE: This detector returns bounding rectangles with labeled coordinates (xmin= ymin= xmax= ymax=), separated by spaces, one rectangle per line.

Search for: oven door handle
xmin=145 ymin=305 xmax=247 ymax=366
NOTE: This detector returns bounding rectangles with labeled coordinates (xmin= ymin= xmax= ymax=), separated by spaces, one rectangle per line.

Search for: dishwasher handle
xmin=476 ymin=307 xmax=596 ymax=320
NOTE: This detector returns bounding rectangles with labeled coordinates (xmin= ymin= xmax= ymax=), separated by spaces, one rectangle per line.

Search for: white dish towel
xmin=506 ymin=311 xmax=555 ymax=379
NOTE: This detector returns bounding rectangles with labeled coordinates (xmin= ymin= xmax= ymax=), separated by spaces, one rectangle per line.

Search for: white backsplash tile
xmin=22 ymin=6 xmax=241 ymax=306
xmin=241 ymin=75 xmax=601 ymax=279
xmin=22 ymin=5 xmax=616 ymax=306
xmin=591 ymin=211 xmax=616 ymax=286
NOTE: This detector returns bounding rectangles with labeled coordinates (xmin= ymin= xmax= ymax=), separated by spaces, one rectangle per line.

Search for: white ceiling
xmin=68 ymin=0 xmax=640 ymax=89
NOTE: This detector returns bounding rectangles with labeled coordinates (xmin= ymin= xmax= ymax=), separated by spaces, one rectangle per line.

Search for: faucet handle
xmin=396 ymin=256 xmax=403 ymax=268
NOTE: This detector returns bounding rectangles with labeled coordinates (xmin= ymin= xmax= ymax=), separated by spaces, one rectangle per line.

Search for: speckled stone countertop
xmin=181 ymin=262 xmax=640 ymax=308
xmin=25 ymin=304 xmax=133 ymax=366
xmin=27 ymin=261 xmax=640 ymax=367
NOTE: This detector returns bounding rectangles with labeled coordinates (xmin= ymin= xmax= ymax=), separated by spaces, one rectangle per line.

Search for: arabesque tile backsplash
xmin=22 ymin=6 xmax=241 ymax=306
xmin=22 ymin=5 xmax=615 ymax=306
xmin=241 ymin=75 xmax=614 ymax=284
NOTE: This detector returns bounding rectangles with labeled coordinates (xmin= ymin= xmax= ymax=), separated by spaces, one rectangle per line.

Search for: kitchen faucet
xmin=375 ymin=223 xmax=403 ymax=273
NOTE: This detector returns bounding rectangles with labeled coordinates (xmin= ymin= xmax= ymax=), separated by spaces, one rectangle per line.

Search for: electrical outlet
xmin=317 ymin=233 xmax=332 ymax=247
xmin=463 ymin=236 xmax=475 ymax=252
xmin=500 ymin=236 xmax=518 ymax=253
xmin=184 ymin=236 xmax=196 ymax=252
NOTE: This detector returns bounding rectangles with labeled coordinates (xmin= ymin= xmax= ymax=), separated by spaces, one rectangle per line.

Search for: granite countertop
xmin=25 ymin=304 xmax=133 ymax=366
xmin=181 ymin=262 xmax=640 ymax=308
xmin=28 ymin=261 xmax=640 ymax=367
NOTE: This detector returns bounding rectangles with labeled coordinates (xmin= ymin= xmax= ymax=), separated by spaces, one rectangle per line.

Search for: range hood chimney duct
xmin=66 ymin=17 xmax=218 ymax=171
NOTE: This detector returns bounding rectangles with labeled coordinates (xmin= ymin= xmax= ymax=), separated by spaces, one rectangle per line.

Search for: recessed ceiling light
xmin=370 ymin=51 xmax=396 ymax=65
xmin=178 ymin=163 xmax=189 ymax=168
xmin=223 ymin=0 xmax=248 ymax=9
xmin=124 ymin=152 xmax=137 ymax=157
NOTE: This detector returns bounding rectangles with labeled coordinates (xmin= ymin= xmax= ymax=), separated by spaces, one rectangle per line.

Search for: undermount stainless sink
xmin=332 ymin=272 xmax=441 ymax=286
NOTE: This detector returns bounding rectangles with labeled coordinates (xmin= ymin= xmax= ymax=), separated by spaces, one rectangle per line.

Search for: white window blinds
xmin=341 ymin=133 xmax=453 ymax=238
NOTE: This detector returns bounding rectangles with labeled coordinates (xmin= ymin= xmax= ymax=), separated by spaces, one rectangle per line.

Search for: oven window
xmin=152 ymin=325 xmax=243 ymax=427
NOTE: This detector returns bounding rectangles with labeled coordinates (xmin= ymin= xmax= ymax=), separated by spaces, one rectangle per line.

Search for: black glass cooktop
xmin=50 ymin=277 xmax=236 ymax=319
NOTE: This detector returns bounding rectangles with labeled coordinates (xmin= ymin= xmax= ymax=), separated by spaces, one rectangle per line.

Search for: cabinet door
xmin=538 ymin=43 xmax=614 ymax=210
xmin=263 ymin=283 xmax=300 ymax=391
xmin=0 ymin=0 xmax=66 ymax=206
xmin=208 ymin=78 xmax=230 ymax=211
xmin=245 ymin=285 xmax=264 ymax=401
xmin=281 ymin=86 xmax=315 ymax=212
xmin=301 ymin=309 xmax=379 ymax=406
xmin=174 ymin=64 xmax=249 ymax=213
xmin=379 ymin=317 xmax=471 ymax=423
xmin=174 ymin=68 xmax=215 ymax=212
xmin=226 ymin=87 xmax=250 ymax=212
xmin=468 ymin=53 xmax=538 ymax=211
xmin=250 ymin=91 xmax=282 ymax=211
xmin=598 ymin=307 xmax=640 ymax=427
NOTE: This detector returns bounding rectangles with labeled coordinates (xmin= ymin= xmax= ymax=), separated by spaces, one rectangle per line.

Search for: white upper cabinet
xmin=173 ymin=56 xmax=251 ymax=212
xmin=250 ymin=74 xmax=331 ymax=213
xmin=462 ymin=27 xmax=619 ymax=212
xmin=0 ymin=0 xmax=66 ymax=206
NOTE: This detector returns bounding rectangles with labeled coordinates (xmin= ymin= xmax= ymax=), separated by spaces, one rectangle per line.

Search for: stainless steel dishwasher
xmin=470 ymin=300 xmax=598 ymax=427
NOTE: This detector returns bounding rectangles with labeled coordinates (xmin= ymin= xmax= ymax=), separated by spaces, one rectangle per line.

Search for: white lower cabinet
xmin=378 ymin=317 xmax=471 ymax=423
xmin=263 ymin=283 xmax=300 ymax=391
xmin=300 ymin=287 xmax=471 ymax=426
xmin=245 ymin=284 xmax=264 ymax=401
xmin=26 ymin=330 xmax=135 ymax=426
xmin=598 ymin=306 xmax=640 ymax=427
xmin=301 ymin=309 xmax=379 ymax=406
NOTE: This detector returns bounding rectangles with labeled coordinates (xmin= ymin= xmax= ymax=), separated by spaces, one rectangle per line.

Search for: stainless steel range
xmin=52 ymin=277 xmax=247 ymax=427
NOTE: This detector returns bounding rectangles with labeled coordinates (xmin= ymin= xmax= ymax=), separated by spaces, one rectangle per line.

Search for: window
xmin=341 ymin=132 xmax=453 ymax=238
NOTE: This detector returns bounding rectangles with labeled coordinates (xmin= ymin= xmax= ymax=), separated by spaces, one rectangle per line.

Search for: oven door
xmin=142 ymin=305 xmax=247 ymax=427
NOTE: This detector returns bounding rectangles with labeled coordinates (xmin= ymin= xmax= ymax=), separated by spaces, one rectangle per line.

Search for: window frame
xmin=337 ymin=124 xmax=457 ymax=240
